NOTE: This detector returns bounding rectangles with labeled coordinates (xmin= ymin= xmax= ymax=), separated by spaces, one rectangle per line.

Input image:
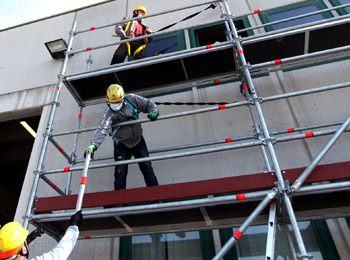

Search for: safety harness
xmin=112 ymin=98 xmax=139 ymax=144
xmin=124 ymin=21 xmax=147 ymax=57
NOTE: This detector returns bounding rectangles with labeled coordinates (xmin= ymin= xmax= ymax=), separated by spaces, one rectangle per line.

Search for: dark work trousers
xmin=110 ymin=41 xmax=146 ymax=65
xmin=114 ymin=136 xmax=159 ymax=190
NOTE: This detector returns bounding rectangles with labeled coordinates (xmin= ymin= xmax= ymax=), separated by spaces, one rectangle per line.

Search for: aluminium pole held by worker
xmin=75 ymin=152 xmax=92 ymax=212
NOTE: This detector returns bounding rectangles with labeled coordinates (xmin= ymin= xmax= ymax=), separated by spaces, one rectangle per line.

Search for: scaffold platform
xmin=33 ymin=162 xmax=350 ymax=238
xmin=63 ymin=20 xmax=350 ymax=106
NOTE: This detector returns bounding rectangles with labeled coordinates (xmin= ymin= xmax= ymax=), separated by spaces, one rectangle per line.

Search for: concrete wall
xmin=1 ymin=0 xmax=349 ymax=259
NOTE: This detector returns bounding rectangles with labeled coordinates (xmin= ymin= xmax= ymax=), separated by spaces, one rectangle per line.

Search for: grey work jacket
xmin=91 ymin=94 xmax=158 ymax=149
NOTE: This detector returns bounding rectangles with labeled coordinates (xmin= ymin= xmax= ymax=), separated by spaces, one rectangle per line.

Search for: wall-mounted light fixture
xmin=44 ymin=38 xmax=68 ymax=59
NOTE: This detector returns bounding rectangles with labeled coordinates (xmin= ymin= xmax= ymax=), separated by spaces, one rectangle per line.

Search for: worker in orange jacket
xmin=111 ymin=6 xmax=153 ymax=64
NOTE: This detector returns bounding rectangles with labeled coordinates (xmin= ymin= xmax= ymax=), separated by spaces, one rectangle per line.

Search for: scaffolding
xmin=22 ymin=1 xmax=350 ymax=259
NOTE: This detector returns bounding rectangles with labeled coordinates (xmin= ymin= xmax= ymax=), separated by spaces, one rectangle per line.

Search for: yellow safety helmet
xmin=133 ymin=6 xmax=147 ymax=15
xmin=106 ymin=84 xmax=125 ymax=103
xmin=0 ymin=222 xmax=29 ymax=260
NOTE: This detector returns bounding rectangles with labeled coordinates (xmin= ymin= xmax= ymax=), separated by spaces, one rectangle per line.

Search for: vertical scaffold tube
xmin=66 ymin=106 xmax=84 ymax=194
xmin=220 ymin=0 xmax=310 ymax=258
xmin=23 ymin=20 xmax=77 ymax=229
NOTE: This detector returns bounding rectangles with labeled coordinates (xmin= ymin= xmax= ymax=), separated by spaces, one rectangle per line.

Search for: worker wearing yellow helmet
xmin=85 ymin=84 xmax=159 ymax=190
xmin=0 ymin=211 xmax=82 ymax=260
xmin=110 ymin=6 xmax=153 ymax=64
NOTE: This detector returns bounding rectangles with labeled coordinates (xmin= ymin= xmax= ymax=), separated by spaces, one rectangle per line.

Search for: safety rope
xmin=156 ymin=3 xmax=217 ymax=32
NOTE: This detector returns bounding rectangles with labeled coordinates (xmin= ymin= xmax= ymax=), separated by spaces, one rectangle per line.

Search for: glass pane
xmin=234 ymin=221 xmax=323 ymax=260
xmin=145 ymin=36 xmax=179 ymax=57
xmin=337 ymin=0 xmax=350 ymax=13
xmin=131 ymin=231 xmax=203 ymax=260
xmin=268 ymin=5 xmax=324 ymax=30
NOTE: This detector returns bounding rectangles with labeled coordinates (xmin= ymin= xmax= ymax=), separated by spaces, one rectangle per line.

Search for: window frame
xmin=119 ymin=229 xmax=215 ymax=260
xmin=258 ymin=0 xmax=334 ymax=32
xmin=188 ymin=17 xmax=253 ymax=48
xmin=329 ymin=0 xmax=350 ymax=15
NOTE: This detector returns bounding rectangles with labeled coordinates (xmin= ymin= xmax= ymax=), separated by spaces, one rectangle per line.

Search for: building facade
xmin=0 ymin=0 xmax=350 ymax=259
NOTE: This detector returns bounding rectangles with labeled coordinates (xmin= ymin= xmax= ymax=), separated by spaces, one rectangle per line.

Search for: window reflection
xmin=268 ymin=5 xmax=324 ymax=30
xmin=233 ymin=221 xmax=323 ymax=260
xmin=131 ymin=231 xmax=203 ymax=260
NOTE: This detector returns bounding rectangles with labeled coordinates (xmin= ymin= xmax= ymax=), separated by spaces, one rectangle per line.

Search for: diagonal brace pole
xmin=291 ymin=113 xmax=350 ymax=192
xmin=212 ymin=188 xmax=278 ymax=260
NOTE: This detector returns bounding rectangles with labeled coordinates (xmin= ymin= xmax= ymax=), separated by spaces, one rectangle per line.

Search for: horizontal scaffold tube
xmin=30 ymin=181 xmax=350 ymax=223
xmin=250 ymin=45 xmax=350 ymax=71
xmin=52 ymin=81 xmax=350 ymax=138
xmin=237 ymin=3 xmax=350 ymax=34
xmin=42 ymin=125 xmax=350 ymax=175
xmin=71 ymin=18 xmax=226 ymax=55
xmin=75 ymin=0 xmax=220 ymax=34
xmin=242 ymin=15 xmax=350 ymax=45
xmin=66 ymin=40 xmax=233 ymax=79
xmin=72 ymin=119 xmax=344 ymax=164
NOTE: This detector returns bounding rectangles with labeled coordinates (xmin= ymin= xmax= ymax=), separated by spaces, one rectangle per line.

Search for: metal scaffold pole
xmin=23 ymin=19 xmax=77 ymax=229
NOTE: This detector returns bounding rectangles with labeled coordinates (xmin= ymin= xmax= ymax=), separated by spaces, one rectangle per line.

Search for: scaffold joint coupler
xmin=51 ymin=101 xmax=60 ymax=107
xmin=221 ymin=13 xmax=235 ymax=20
xmin=249 ymin=96 xmax=263 ymax=105
xmin=86 ymin=59 xmax=93 ymax=64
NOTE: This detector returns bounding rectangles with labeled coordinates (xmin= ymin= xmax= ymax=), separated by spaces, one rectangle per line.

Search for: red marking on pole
xmin=254 ymin=9 xmax=260 ymax=14
xmin=90 ymin=27 xmax=95 ymax=31
xmin=78 ymin=114 xmax=82 ymax=119
xmin=226 ymin=138 xmax=233 ymax=143
xmin=238 ymin=49 xmax=243 ymax=55
xmin=81 ymin=176 xmax=87 ymax=185
xmin=287 ymin=128 xmax=294 ymax=133
xmin=243 ymin=85 xmax=248 ymax=89
xmin=86 ymin=47 xmax=91 ymax=51
xmin=214 ymin=79 xmax=220 ymax=84
xmin=233 ymin=230 xmax=242 ymax=239
xmin=274 ymin=59 xmax=282 ymax=65
xmin=219 ymin=5 xmax=223 ymax=9
xmin=57 ymin=86 xmax=61 ymax=91
xmin=58 ymin=147 xmax=63 ymax=152
xmin=236 ymin=194 xmax=246 ymax=200
xmin=84 ymin=236 xmax=91 ymax=239
xmin=51 ymin=183 xmax=56 ymax=189
xmin=305 ymin=132 xmax=314 ymax=138
xmin=218 ymin=104 xmax=226 ymax=110
xmin=63 ymin=167 xmax=70 ymax=172
xmin=206 ymin=44 xmax=213 ymax=49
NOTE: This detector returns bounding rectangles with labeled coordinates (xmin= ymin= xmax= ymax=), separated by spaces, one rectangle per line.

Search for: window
xmin=120 ymin=230 xmax=215 ymax=260
xmin=145 ymin=31 xmax=186 ymax=57
xmin=220 ymin=220 xmax=340 ymax=260
xmin=329 ymin=0 xmax=350 ymax=15
xmin=188 ymin=18 xmax=252 ymax=48
xmin=259 ymin=0 xmax=333 ymax=31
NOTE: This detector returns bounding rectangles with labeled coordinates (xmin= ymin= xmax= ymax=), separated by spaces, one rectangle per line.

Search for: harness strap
xmin=112 ymin=98 xmax=139 ymax=144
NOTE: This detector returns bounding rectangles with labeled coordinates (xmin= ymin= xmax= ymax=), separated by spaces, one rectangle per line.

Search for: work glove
xmin=70 ymin=210 xmax=83 ymax=227
xmin=27 ymin=227 xmax=44 ymax=244
xmin=147 ymin=112 xmax=158 ymax=121
xmin=84 ymin=144 xmax=96 ymax=159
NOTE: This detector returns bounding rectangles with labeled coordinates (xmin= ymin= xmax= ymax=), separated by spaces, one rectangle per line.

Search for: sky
xmin=0 ymin=0 xmax=105 ymax=30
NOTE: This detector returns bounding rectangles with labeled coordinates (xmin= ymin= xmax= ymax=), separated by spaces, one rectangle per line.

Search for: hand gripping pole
xmin=75 ymin=152 xmax=92 ymax=212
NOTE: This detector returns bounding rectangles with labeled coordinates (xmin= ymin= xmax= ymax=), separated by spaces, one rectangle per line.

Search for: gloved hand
xmin=84 ymin=144 xmax=96 ymax=158
xmin=147 ymin=112 xmax=158 ymax=121
xmin=70 ymin=210 xmax=83 ymax=227
xmin=27 ymin=227 xmax=44 ymax=244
